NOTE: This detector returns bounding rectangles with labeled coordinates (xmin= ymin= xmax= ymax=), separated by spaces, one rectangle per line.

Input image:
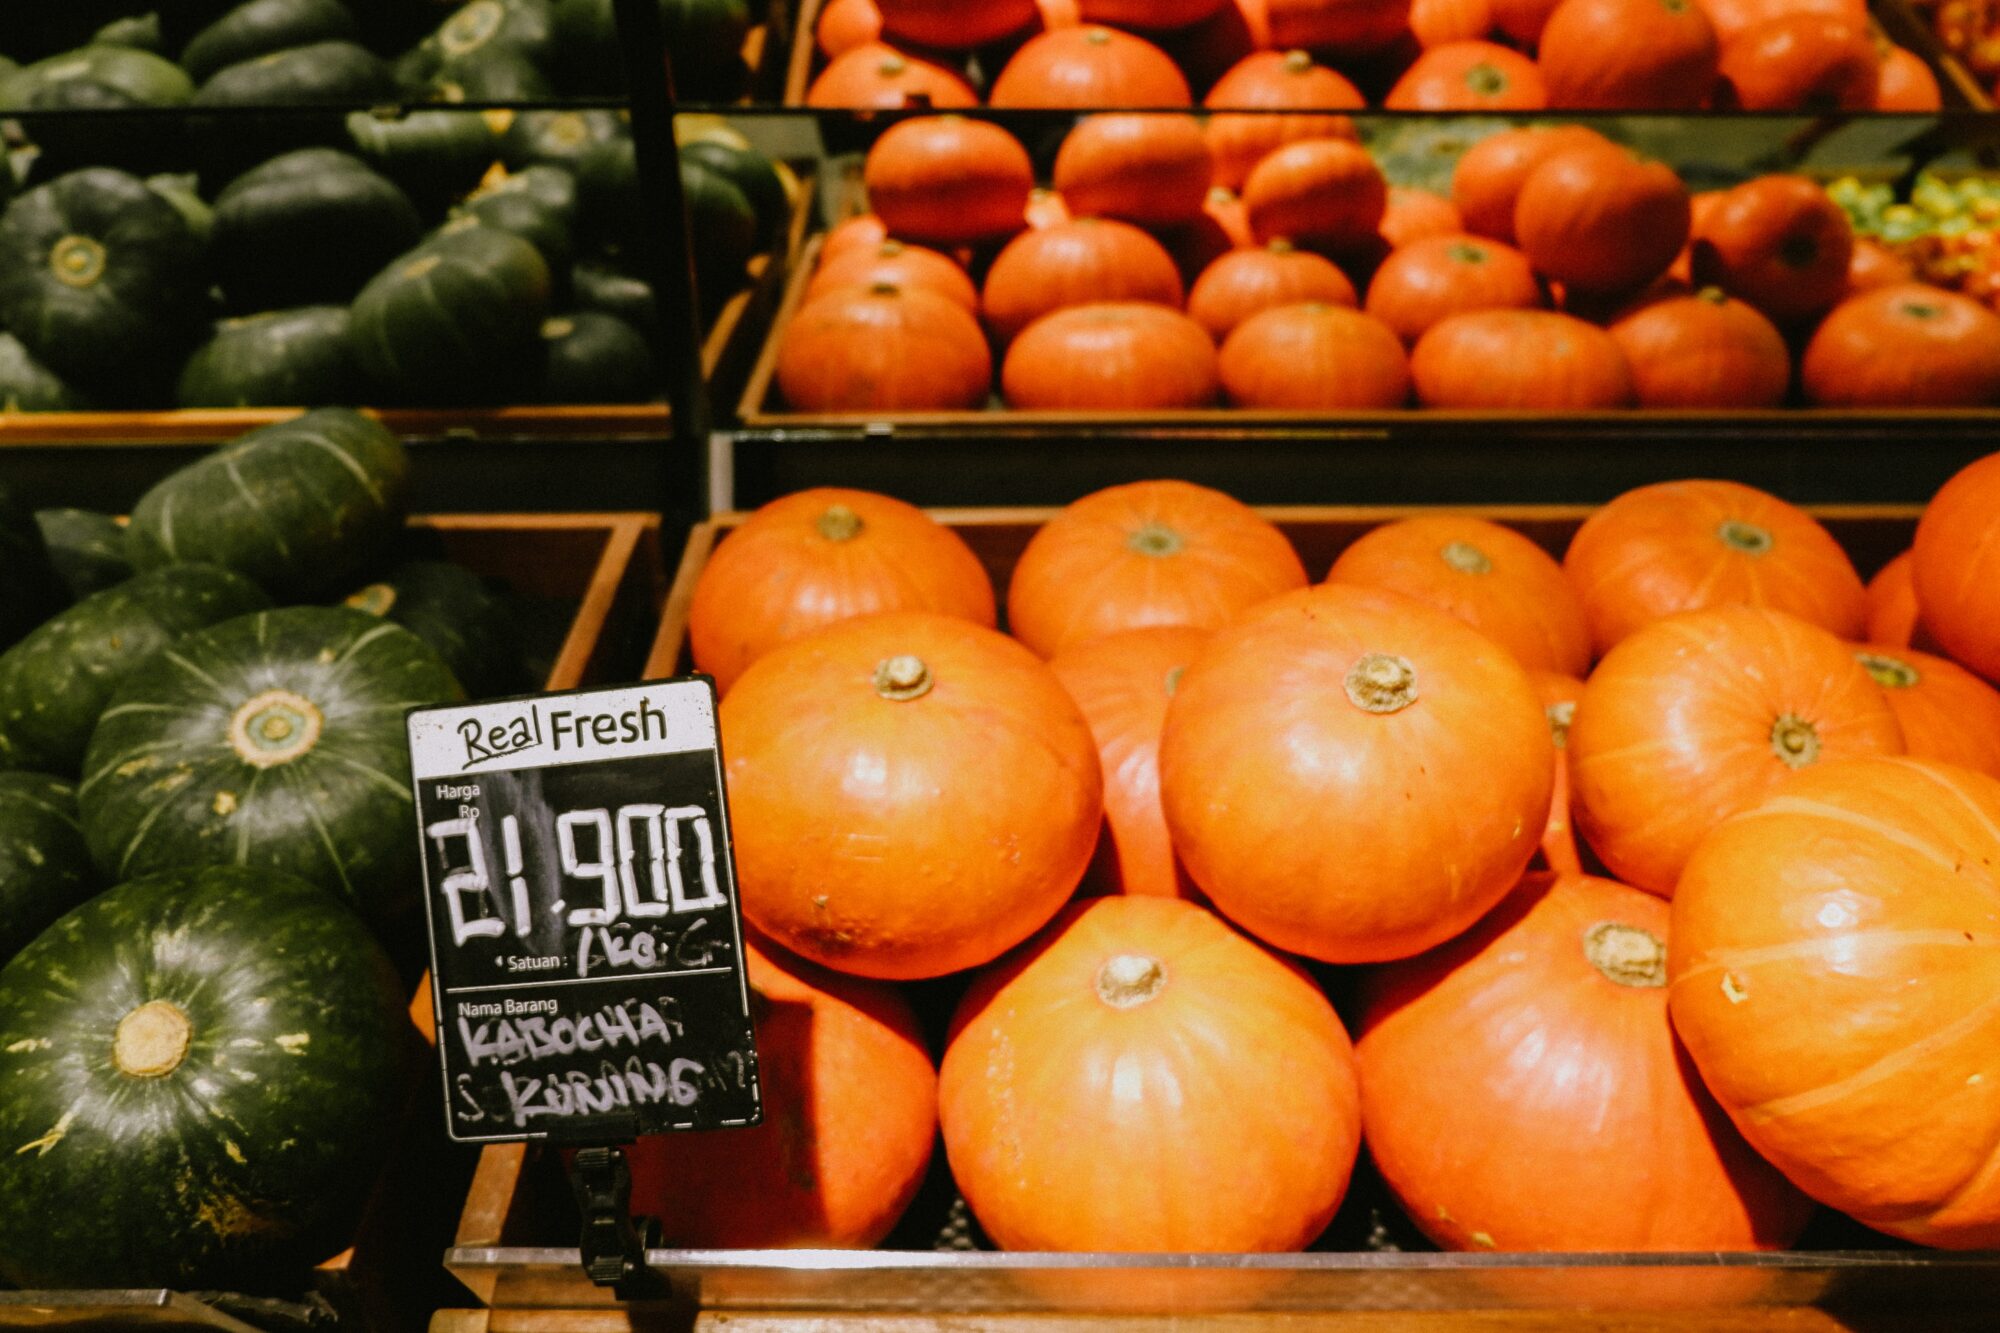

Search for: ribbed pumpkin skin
xmin=1002 ymin=304 xmax=1218 ymax=410
xmin=1050 ymin=626 xmax=1212 ymax=899
xmin=689 ymin=488 xmax=997 ymax=695
xmin=1670 ymin=756 xmax=2000 ymax=1247
xmin=805 ymin=43 xmax=978 ymax=109
xmin=1188 ymin=243 xmax=1355 ymax=340
xmin=1159 ymin=584 xmax=1553 ymax=962
xmin=1384 ymin=41 xmax=1548 ymax=111
xmin=809 ymin=242 xmax=977 ymax=312
xmin=777 ymin=284 xmax=992 ymax=412
xmin=1913 ymin=452 xmax=2000 ymax=681
xmin=1538 ymin=0 xmax=1719 ymax=110
xmin=1411 ymin=310 xmax=1634 ymax=409
xmin=1563 ymin=479 xmax=1868 ymax=657
xmin=1242 ymin=138 xmax=1386 ymax=256
xmin=1866 ymin=551 xmax=1922 ymax=649
xmin=1854 ymin=645 xmax=2000 ymax=777
xmin=1515 ymin=144 xmax=1690 ymax=297
xmin=1877 ymin=44 xmax=1942 ymax=110
xmin=1689 ymin=175 xmax=1853 ymax=325
xmin=982 ymin=219 xmax=1185 ymax=345
xmin=1532 ymin=671 xmax=1585 ymax=874
xmin=342 ymin=560 xmax=523 ymax=700
xmin=876 ymin=0 xmax=1037 ymax=47
xmin=177 ymin=307 xmax=358 ymax=409
xmin=1802 ymin=283 xmax=2000 ymax=408
xmin=79 ymin=607 xmax=463 ymax=929
xmin=1203 ymin=51 xmax=1364 ymax=192
xmin=1328 ymin=515 xmax=1590 ymax=676
xmin=990 ymin=26 xmax=1193 ymax=108
xmin=1053 ymin=114 xmax=1212 ymax=228
xmin=1359 ymin=872 xmax=1812 ymax=1252
xmin=1007 ymin=479 xmax=1307 ymax=657
xmin=626 ymin=935 xmax=937 ymax=1247
xmin=1365 ymin=235 xmax=1542 ymax=345
xmin=941 ymin=896 xmax=1361 ymax=1251
xmin=1218 ymin=304 xmax=1410 ymax=410
xmin=722 ymin=612 xmax=1101 ymax=980
xmin=210 ymin=149 xmax=422 ymax=312
xmin=863 ymin=117 xmax=1035 ymax=246
xmin=1450 ymin=125 xmax=1611 ymax=245
xmin=0 ymin=774 xmax=91 ymax=962
xmin=0 ymin=866 xmax=410 ymax=1288
xmin=1607 ymin=288 xmax=1791 ymax=409
xmin=1568 ymin=606 xmax=1904 ymax=896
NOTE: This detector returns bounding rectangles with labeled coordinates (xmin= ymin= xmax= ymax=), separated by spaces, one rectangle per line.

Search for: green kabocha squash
xmin=346 ymin=107 xmax=505 ymax=215
xmin=146 ymin=173 xmax=214 ymax=245
xmin=180 ymin=0 xmax=360 ymax=84
xmin=177 ymin=307 xmax=356 ymax=408
xmin=126 ymin=408 xmax=409 ymax=599
xmin=550 ymin=0 xmax=750 ymax=100
xmin=0 ymin=47 xmax=195 ymax=179
xmin=400 ymin=0 xmax=556 ymax=93
xmin=676 ymin=137 xmax=785 ymax=246
xmin=349 ymin=221 xmax=552 ymax=404
xmin=0 ymin=486 xmax=69 ymax=651
xmin=194 ymin=40 xmax=395 ymax=105
xmin=0 ymin=564 xmax=271 ymax=776
xmin=0 ymin=865 xmax=412 ymax=1288
xmin=0 ymin=773 xmax=93 ymax=963
xmin=344 ymin=560 xmax=523 ymax=698
xmin=453 ymin=165 xmax=577 ymax=273
xmin=0 ymin=334 xmax=87 ymax=412
xmin=0 ymin=168 xmax=204 ymax=392
xmin=79 ymin=608 xmax=461 ymax=931
xmin=0 ymin=45 xmax=194 ymax=111
xmin=35 ymin=509 xmax=132 ymax=600
xmin=92 ymin=12 xmax=167 ymax=50
xmin=422 ymin=49 xmax=553 ymax=102
xmin=571 ymin=263 xmax=657 ymax=338
xmin=499 ymin=106 xmax=624 ymax=174
xmin=211 ymin=149 xmax=422 ymax=311
xmin=536 ymin=312 xmax=653 ymax=403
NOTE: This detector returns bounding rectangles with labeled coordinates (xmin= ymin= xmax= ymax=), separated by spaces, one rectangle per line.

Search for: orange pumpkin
xmin=1877 ymin=44 xmax=1943 ymax=110
xmin=1080 ymin=0 xmax=1229 ymax=25
xmin=1865 ymin=550 xmax=1921 ymax=649
xmin=1384 ymin=41 xmax=1547 ymax=111
xmin=1024 ymin=187 xmax=1072 ymax=230
xmin=1802 ymin=283 xmax=2000 ymax=407
xmin=1539 ymin=0 xmax=1719 ymax=109
xmin=1365 ymin=234 xmax=1542 ymax=345
xmin=1847 ymin=237 xmax=1916 ymax=293
xmin=1002 ymin=303 xmax=1219 ymax=410
xmin=1533 ymin=671 xmax=1585 ymax=873
xmin=1242 ymin=137 xmax=1387 ymax=257
xmin=1716 ymin=15 xmax=1878 ymax=110
xmin=990 ymin=26 xmax=1193 ymax=107
xmin=723 ymin=611 xmax=1101 ymax=979
xmin=1913 ymin=451 xmax=2000 ymax=681
xmin=1160 ymin=186 xmax=1256 ymax=283
xmin=1053 ymin=114 xmax=1213 ymax=228
xmin=817 ymin=0 xmax=884 ymax=56
xmin=940 ymin=896 xmax=1362 ymax=1251
xmin=1411 ymin=0 xmax=1494 ymax=45
xmin=1174 ymin=0 xmax=1275 ymax=87
xmin=876 ymin=0 xmax=1038 ymax=46
xmin=777 ymin=284 xmax=992 ymax=412
xmin=1188 ymin=241 xmax=1356 ymax=340
xmin=1327 ymin=515 xmax=1591 ymax=675
xmin=1853 ymin=645 xmax=2000 ymax=777
xmin=1669 ymin=756 xmax=2000 ymax=1248
xmin=1607 ymin=287 xmax=1792 ymax=408
xmin=1450 ymin=124 xmax=1611 ymax=245
xmin=862 ymin=117 xmax=1034 ymax=247
xmin=1411 ymin=310 xmax=1634 ymax=409
xmin=1159 ymin=583 xmax=1554 ymax=962
xmin=820 ymin=213 xmax=890 ymax=267
xmin=1203 ymin=51 xmax=1365 ymax=192
xmin=1698 ymin=0 xmax=1865 ymax=43
xmin=1515 ymin=143 xmax=1691 ymax=297
xmin=688 ymin=488 xmax=996 ymax=695
xmin=626 ymin=935 xmax=937 ymax=1246
xmin=982 ymin=218 xmax=1185 ymax=345
xmin=1007 ymin=479 xmax=1307 ymax=656
xmin=807 ymin=43 xmax=980 ymax=108
xmin=1049 ymin=627 xmax=1212 ymax=899
xmin=1569 ymin=605 xmax=1903 ymax=895
xmin=1266 ymin=0 xmax=1412 ymax=53
xmin=809 ymin=240 xmax=978 ymax=311
xmin=1564 ymin=479 xmax=1868 ymax=656
xmin=1218 ymin=303 xmax=1411 ymax=409
xmin=1359 ymin=872 xmax=1812 ymax=1252
xmin=1689 ymin=175 xmax=1854 ymax=324
xmin=1379 ymin=187 xmax=1463 ymax=249
xmin=1489 ymin=0 xmax=1562 ymax=41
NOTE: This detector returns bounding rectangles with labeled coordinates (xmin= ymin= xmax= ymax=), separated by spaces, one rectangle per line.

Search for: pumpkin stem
xmin=1127 ymin=523 xmax=1185 ymax=558
xmin=874 ymin=654 xmax=933 ymax=702
xmin=541 ymin=317 xmax=576 ymax=340
xmin=440 ymin=0 xmax=503 ymax=56
xmin=344 ymin=583 xmax=398 ymax=617
xmin=1164 ymin=665 xmax=1187 ymax=697
xmin=1086 ymin=26 xmax=1111 ymax=44
xmin=1282 ymin=50 xmax=1314 ymax=74
xmin=1440 ymin=541 xmax=1492 ymax=574
xmin=1696 ymin=286 xmax=1730 ymax=305
xmin=1267 ymin=238 xmax=1295 ymax=255
xmin=49 ymin=235 xmax=107 ymax=289
xmin=1546 ymin=699 xmax=1575 ymax=750
xmin=1770 ymin=713 xmax=1822 ymax=769
xmin=1856 ymin=651 xmax=1920 ymax=689
xmin=1584 ymin=923 xmax=1666 ymax=988
xmin=817 ymin=504 xmax=866 ymax=542
xmin=229 ymin=689 xmax=325 ymax=769
xmin=1445 ymin=241 xmax=1489 ymax=266
xmin=1345 ymin=653 xmax=1419 ymax=714
xmin=1463 ymin=63 xmax=1509 ymax=96
xmin=1096 ymin=954 xmax=1168 ymax=1009
xmin=877 ymin=241 xmax=907 ymax=258
xmin=878 ymin=54 xmax=908 ymax=76
xmin=1716 ymin=519 xmax=1774 ymax=555
xmin=114 ymin=1000 xmax=193 ymax=1079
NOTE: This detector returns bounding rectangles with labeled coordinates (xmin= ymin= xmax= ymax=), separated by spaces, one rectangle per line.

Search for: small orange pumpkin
xmin=1716 ymin=15 xmax=1878 ymax=110
xmin=1002 ymin=304 xmax=1219 ymax=410
xmin=1411 ymin=310 xmax=1634 ymax=409
xmin=817 ymin=0 xmax=885 ymax=56
xmin=1854 ymin=645 xmax=2000 ymax=777
xmin=1538 ymin=0 xmax=1720 ymax=109
xmin=1203 ymin=51 xmax=1364 ymax=192
xmin=1802 ymin=283 xmax=2000 ymax=407
xmin=1365 ymin=234 xmax=1543 ymax=345
xmin=1160 ymin=186 xmax=1257 ymax=283
xmin=1242 ymin=137 xmax=1387 ymax=257
xmin=1864 ymin=550 xmax=1922 ymax=650
xmin=1698 ymin=0 xmax=1865 ymax=43
xmin=1053 ymin=114 xmax=1213 ymax=228
xmin=1847 ymin=237 xmax=1916 ymax=293
xmin=863 ymin=116 xmax=1035 ymax=246
xmin=1689 ymin=174 xmax=1854 ymax=324
xmin=1385 ymin=41 xmax=1547 ymax=110
xmin=982 ymin=218 xmax=1186 ymax=345
xmin=1188 ymin=241 xmax=1356 ymax=340
xmin=777 ymin=284 xmax=992 ymax=412
xmin=1218 ymin=303 xmax=1411 ymax=409
xmin=1450 ymin=124 xmax=1612 ymax=245
xmin=1379 ymin=186 xmax=1464 ymax=249
xmin=1877 ymin=44 xmax=1943 ymax=110
xmin=820 ymin=212 xmax=890 ymax=267
xmin=1913 ymin=451 xmax=2000 ymax=681
xmin=990 ymin=25 xmax=1193 ymax=107
xmin=1515 ymin=143 xmax=1691 ymax=297
xmin=807 ymin=43 xmax=979 ymax=108
xmin=1607 ymin=287 xmax=1792 ymax=409
xmin=1411 ymin=0 xmax=1494 ymax=45
xmin=809 ymin=240 xmax=978 ymax=311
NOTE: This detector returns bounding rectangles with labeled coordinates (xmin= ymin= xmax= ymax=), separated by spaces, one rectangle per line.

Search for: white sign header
xmin=408 ymin=680 xmax=718 ymax=780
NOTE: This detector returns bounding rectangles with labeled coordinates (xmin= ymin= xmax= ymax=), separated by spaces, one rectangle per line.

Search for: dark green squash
xmin=78 ymin=607 xmax=461 ymax=928
xmin=346 ymin=107 xmax=505 ymax=215
xmin=400 ymin=0 xmax=556 ymax=93
xmin=681 ymin=157 xmax=757 ymax=317
xmin=194 ymin=39 xmax=395 ymax=105
xmin=35 ymin=509 xmax=132 ymax=600
xmin=0 ymin=864 xmax=412 ymax=1288
xmin=678 ymin=138 xmax=785 ymax=246
xmin=211 ymin=149 xmax=421 ymax=312
xmin=499 ymin=107 xmax=625 ymax=175
xmin=348 ymin=221 xmax=552 ymax=404
xmin=571 ymin=263 xmax=656 ymax=339
xmin=92 ymin=13 xmax=167 ymax=51
xmin=0 ymin=334 xmax=87 ymax=412
xmin=536 ymin=312 xmax=654 ymax=403
xmin=550 ymin=0 xmax=750 ymax=100
xmin=0 ymin=45 xmax=194 ymax=111
xmin=343 ymin=560 xmax=523 ymax=698
xmin=0 ymin=47 xmax=195 ymax=180
xmin=145 ymin=173 xmax=213 ymax=245
xmin=0 ymin=565 xmax=271 ymax=777
xmin=177 ymin=307 xmax=356 ymax=408
xmin=126 ymin=408 xmax=409 ymax=599
xmin=421 ymin=49 xmax=554 ymax=102
xmin=180 ymin=0 xmax=359 ymax=84
xmin=0 ymin=774 xmax=93 ymax=963
xmin=0 ymin=167 xmax=204 ymax=392
xmin=453 ymin=165 xmax=576 ymax=272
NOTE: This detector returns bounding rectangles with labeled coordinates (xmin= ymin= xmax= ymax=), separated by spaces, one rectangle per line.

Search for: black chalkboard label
xmin=407 ymin=679 xmax=761 ymax=1144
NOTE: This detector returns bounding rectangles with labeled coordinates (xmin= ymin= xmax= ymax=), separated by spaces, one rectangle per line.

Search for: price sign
xmin=407 ymin=680 xmax=760 ymax=1144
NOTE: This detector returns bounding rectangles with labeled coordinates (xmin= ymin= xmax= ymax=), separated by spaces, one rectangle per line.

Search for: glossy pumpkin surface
xmin=809 ymin=241 xmax=977 ymax=312
xmin=1864 ymin=550 xmax=1922 ymax=650
xmin=990 ymin=26 xmax=1192 ymax=107
xmin=1242 ymin=137 xmax=1387 ymax=256
xmin=1218 ymin=303 xmax=1410 ymax=409
xmin=1002 ymin=303 xmax=1219 ymax=410
xmin=777 ymin=283 xmax=991 ymax=412
xmin=1411 ymin=310 xmax=1634 ymax=409
xmin=1854 ymin=645 xmax=2000 ymax=777
xmin=1801 ymin=283 xmax=2000 ymax=408
xmin=1384 ymin=41 xmax=1547 ymax=111
xmin=1538 ymin=0 xmax=1719 ymax=109
xmin=982 ymin=219 xmax=1185 ymax=345
xmin=862 ymin=116 xmax=1035 ymax=246
xmin=1689 ymin=174 xmax=1853 ymax=324
xmin=1203 ymin=50 xmax=1363 ymax=192
xmin=1450 ymin=125 xmax=1611 ymax=245
xmin=1515 ymin=143 xmax=1690 ymax=296
xmin=1053 ymin=114 xmax=1212 ymax=228
xmin=1607 ymin=287 xmax=1791 ymax=409
xmin=806 ymin=43 xmax=977 ymax=108
xmin=1188 ymin=241 xmax=1355 ymax=340
xmin=1365 ymin=234 xmax=1542 ymax=345
xmin=1913 ymin=451 xmax=2000 ymax=681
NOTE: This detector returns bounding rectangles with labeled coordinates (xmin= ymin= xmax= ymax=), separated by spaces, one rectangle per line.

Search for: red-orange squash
xmin=1053 ymin=114 xmax=1213 ymax=227
xmin=1160 ymin=187 xmax=1256 ymax=286
xmin=1411 ymin=0 xmax=1494 ymax=45
xmin=1569 ymin=605 xmax=1903 ymax=895
xmin=1450 ymin=125 xmax=1612 ymax=245
xmin=1802 ymin=283 xmax=2000 ymax=407
xmin=1002 ymin=304 xmax=1219 ymax=410
xmin=940 ymin=895 xmax=1362 ymax=1251
xmin=863 ymin=116 xmax=1035 ymax=246
xmin=626 ymin=935 xmax=937 ymax=1246
xmin=875 ymin=0 xmax=1038 ymax=46
xmin=688 ymin=488 xmax=997 ymax=695
xmin=777 ymin=284 xmax=991 ymax=412
xmin=1698 ymin=0 xmax=1865 ymax=43
xmin=1048 ymin=626 xmax=1213 ymax=899
xmin=1716 ymin=15 xmax=1878 ymax=110
xmin=1159 ymin=583 xmax=1554 ymax=962
xmin=1877 ymin=44 xmax=1943 ymax=111
xmin=817 ymin=0 xmax=884 ymax=56
xmin=1489 ymin=0 xmax=1562 ymax=41
xmin=808 ymin=240 xmax=978 ymax=311
xmin=807 ymin=43 xmax=979 ymax=109
xmin=982 ymin=218 xmax=1186 ymax=345
xmin=1327 ymin=515 xmax=1591 ymax=676
xmin=1379 ymin=187 xmax=1464 ymax=249
xmin=1411 ymin=310 xmax=1634 ymax=409
xmin=1080 ymin=0 xmax=1230 ymax=25
xmin=1607 ymin=287 xmax=1792 ymax=409
xmin=1914 ymin=451 xmax=2000 ymax=681
xmin=1515 ymin=143 xmax=1691 ymax=296
xmin=1188 ymin=241 xmax=1356 ymax=340
xmin=1365 ymin=234 xmax=1542 ymax=345
xmin=1689 ymin=175 xmax=1854 ymax=324
xmin=722 ymin=611 xmax=1102 ymax=979
xmin=1007 ymin=478 xmax=1307 ymax=656
xmin=1385 ymin=42 xmax=1547 ymax=111
xmin=1204 ymin=51 xmax=1365 ymax=192
xmin=1669 ymin=756 xmax=2000 ymax=1247
xmin=820 ymin=213 xmax=889 ymax=266
xmin=1538 ymin=0 xmax=1720 ymax=110
xmin=1218 ymin=304 xmax=1410 ymax=409
xmin=1533 ymin=671 xmax=1585 ymax=874
xmin=1854 ymin=645 xmax=2000 ymax=777
xmin=1242 ymin=138 xmax=1387 ymax=256
xmin=1865 ymin=550 xmax=1921 ymax=650
xmin=990 ymin=26 xmax=1193 ymax=107
xmin=1563 ymin=479 xmax=1868 ymax=656
xmin=1848 ymin=237 xmax=1916 ymax=293
xmin=1266 ymin=0 xmax=1412 ymax=53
